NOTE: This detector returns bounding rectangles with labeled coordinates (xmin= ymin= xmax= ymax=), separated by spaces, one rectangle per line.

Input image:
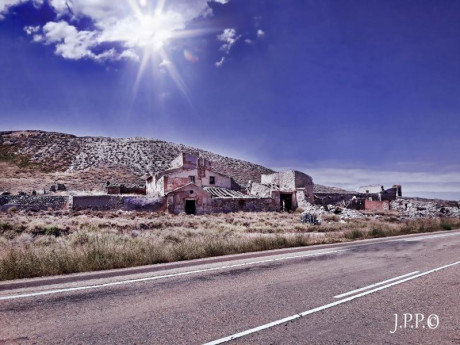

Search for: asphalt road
xmin=1 ymin=230 xmax=459 ymax=345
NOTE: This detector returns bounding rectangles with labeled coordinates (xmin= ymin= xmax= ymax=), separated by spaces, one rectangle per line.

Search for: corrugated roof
xmin=203 ymin=187 xmax=261 ymax=199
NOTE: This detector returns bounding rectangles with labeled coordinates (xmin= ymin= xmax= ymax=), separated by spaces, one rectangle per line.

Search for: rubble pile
xmin=329 ymin=207 xmax=365 ymax=220
xmin=391 ymin=199 xmax=460 ymax=219
xmin=300 ymin=202 xmax=365 ymax=224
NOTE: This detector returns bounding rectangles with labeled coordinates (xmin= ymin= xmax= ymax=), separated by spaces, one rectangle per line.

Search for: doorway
xmin=280 ymin=193 xmax=292 ymax=211
xmin=185 ymin=200 xmax=196 ymax=215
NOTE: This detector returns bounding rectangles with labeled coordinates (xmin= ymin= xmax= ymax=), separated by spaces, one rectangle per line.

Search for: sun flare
xmin=127 ymin=0 xmax=203 ymax=103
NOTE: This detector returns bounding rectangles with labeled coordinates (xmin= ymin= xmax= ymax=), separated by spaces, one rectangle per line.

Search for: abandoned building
xmin=357 ymin=184 xmax=402 ymax=197
xmin=145 ymin=152 xmax=278 ymax=214
xmin=315 ymin=184 xmax=402 ymax=211
xmin=248 ymin=171 xmax=314 ymax=211
xmin=144 ymin=152 xmax=316 ymax=214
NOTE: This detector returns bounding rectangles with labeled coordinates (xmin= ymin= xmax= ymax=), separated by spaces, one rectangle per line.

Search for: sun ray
xmin=124 ymin=0 xmax=212 ymax=106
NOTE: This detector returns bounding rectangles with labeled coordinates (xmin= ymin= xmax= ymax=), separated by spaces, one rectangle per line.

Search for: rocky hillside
xmin=0 ymin=130 xmax=274 ymax=193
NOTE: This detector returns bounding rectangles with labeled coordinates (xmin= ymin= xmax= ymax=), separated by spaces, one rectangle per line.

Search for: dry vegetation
xmin=0 ymin=210 xmax=459 ymax=281
xmin=0 ymin=161 xmax=143 ymax=194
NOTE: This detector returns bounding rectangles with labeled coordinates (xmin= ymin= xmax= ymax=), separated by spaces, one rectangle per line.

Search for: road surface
xmin=1 ymin=230 xmax=459 ymax=344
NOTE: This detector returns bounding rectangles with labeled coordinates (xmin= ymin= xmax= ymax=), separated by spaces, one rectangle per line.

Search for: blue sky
xmin=0 ymin=0 xmax=459 ymax=199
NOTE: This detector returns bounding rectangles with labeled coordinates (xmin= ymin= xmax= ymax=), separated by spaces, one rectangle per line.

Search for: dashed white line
xmin=0 ymin=249 xmax=347 ymax=301
xmin=333 ymin=271 xmax=419 ymax=299
xmin=203 ymin=260 xmax=460 ymax=345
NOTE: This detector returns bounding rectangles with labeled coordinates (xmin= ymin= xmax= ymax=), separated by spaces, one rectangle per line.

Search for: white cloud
xmin=215 ymin=56 xmax=225 ymax=67
xmin=217 ymin=28 xmax=240 ymax=54
xmin=244 ymin=38 xmax=253 ymax=44
xmin=0 ymin=0 xmax=27 ymax=18
xmin=9 ymin=0 xmax=232 ymax=62
xmin=24 ymin=24 xmax=39 ymax=35
xmin=159 ymin=58 xmax=172 ymax=68
xmin=257 ymin=29 xmax=265 ymax=38
xmin=215 ymin=27 xmax=240 ymax=66
xmin=119 ymin=49 xmax=139 ymax=61
xmin=42 ymin=21 xmax=99 ymax=60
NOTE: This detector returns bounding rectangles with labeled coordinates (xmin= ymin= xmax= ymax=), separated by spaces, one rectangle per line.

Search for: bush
xmin=345 ymin=229 xmax=364 ymax=240
xmin=370 ymin=227 xmax=387 ymax=238
xmin=440 ymin=219 xmax=452 ymax=230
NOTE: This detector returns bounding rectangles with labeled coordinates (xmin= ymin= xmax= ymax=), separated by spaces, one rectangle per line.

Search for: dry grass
xmin=0 ymin=161 xmax=143 ymax=194
xmin=0 ymin=210 xmax=459 ymax=281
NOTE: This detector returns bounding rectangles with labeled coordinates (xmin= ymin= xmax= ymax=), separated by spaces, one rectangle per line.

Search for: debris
xmin=390 ymin=199 xmax=460 ymax=219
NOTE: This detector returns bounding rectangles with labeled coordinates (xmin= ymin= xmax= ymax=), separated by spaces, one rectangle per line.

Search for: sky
xmin=0 ymin=0 xmax=459 ymax=200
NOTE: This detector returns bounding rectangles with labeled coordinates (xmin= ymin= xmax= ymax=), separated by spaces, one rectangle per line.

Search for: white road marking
xmin=203 ymin=260 xmax=460 ymax=345
xmin=333 ymin=271 xmax=419 ymax=299
xmin=404 ymin=232 xmax=460 ymax=242
xmin=0 ymin=249 xmax=347 ymax=301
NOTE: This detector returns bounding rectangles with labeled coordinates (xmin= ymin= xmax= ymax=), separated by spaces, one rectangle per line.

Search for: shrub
xmin=370 ymin=227 xmax=387 ymax=238
xmin=440 ymin=219 xmax=452 ymax=230
xmin=345 ymin=229 xmax=364 ymax=240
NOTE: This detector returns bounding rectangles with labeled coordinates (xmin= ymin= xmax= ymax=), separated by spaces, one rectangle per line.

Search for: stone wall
xmin=248 ymin=181 xmax=271 ymax=197
xmin=72 ymin=196 xmax=124 ymax=211
xmin=208 ymin=198 xmax=279 ymax=213
xmin=166 ymin=184 xmax=210 ymax=215
xmin=122 ymin=197 xmax=166 ymax=212
xmin=314 ymin=193 xmax=357 ymax=206
xmin=120 ymin=185 xmax=146 ymax=195
xmin=314 ymin=189 xmax=398 ymax=207
xmin=261 ymin=171 xmax=313 ymax=190
xmin=72 ymin=195 xmax=166 ymax=211
xmin=0 ymin=195 xmax=69 ymax=211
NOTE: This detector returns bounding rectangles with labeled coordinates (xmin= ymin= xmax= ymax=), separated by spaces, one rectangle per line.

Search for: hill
xmin=0 ymin=130 xmax=275 ymax=193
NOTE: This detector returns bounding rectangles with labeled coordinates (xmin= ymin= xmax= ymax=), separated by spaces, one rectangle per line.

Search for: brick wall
xmin=364 ymin=200 xmax=390 ymax=211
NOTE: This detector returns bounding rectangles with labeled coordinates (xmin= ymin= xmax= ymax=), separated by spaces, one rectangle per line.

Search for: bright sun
xmin=128 ymin=0 xmax=199 ymax=102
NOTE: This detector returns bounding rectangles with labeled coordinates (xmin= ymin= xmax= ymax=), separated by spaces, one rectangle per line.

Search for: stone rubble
xmin=301 ymin=198 xmax=460 ymax=224
xmin=300 ymin=202 xmax=365 ymax=224
xmin=390 ymin=198 xmax=460 ymax=219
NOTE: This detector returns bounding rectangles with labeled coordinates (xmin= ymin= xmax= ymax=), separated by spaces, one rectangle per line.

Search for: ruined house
xmin=146 ymin=152 xmax=278 ymax=214
xmin=146 ymin=153 xmax=232 ymax=196
xmin=357 ymin=184 xmax=402 ymax=201
xmin=248 ymin=171 xmax=314 ymax=211
xmin=314 ymin=184 xmax=402 ymax=210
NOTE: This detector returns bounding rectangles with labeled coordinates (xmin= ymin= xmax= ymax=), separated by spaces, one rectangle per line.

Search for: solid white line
xmin=0 ymin=249 xmax=347 ymax=301
xmin=404 ymin=232 xmax=460 ymax=241
xmin=203 ymin=260 xmax=460 ymax=345
xmin=333 ymin=271 xmax=419 ymax=299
